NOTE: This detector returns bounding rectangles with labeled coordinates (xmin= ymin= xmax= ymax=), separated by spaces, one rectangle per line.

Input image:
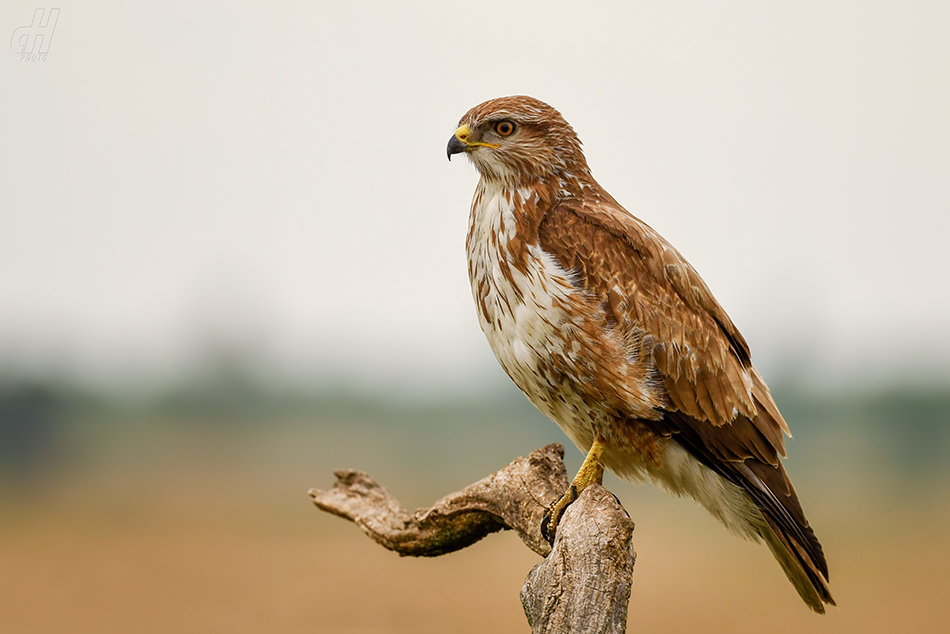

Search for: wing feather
xmin=537 ymin=195 xmax=767 ymax=428
xmin=536 ymin=191 xmax=831 ymax=604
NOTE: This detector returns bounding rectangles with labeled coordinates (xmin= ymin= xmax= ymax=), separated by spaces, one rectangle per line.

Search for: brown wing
xmin=537 ymin=190 xmax=832 ymax=599
xmin=537 ymin=190 xmax=787 ymax=447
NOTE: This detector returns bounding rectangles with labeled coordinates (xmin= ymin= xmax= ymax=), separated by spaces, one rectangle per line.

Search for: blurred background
xmin=2 ymin=1 xmax=949 ymax=632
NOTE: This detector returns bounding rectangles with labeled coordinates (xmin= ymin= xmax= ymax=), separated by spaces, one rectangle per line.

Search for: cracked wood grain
xmin=310 ymin=443 xmax=635 ymax=633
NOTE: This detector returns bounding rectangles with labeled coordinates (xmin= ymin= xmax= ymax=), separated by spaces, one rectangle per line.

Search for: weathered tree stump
xmin=309 ymin=443 xmax=636 ymax=634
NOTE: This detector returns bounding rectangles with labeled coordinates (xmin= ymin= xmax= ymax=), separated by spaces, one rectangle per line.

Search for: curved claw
xmin=541 ymin=485 xmax=579 ymax=545
xmin=541 ymin=508 xmax=554 ymax=545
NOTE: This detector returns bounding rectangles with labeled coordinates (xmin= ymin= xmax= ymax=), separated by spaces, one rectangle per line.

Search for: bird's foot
xmin=540 ymin=481 xmax=628 ymax=545
xmin=541 ymin=484 xmax=579 ymax=545
xmin=540 ymin=435 xmax=608 ymax=545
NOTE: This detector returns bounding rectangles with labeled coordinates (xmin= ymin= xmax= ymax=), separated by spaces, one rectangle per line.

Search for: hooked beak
xmin=447 ymin=132 xmax=466 ymax=161
xmin=446 ymin=123 xmax=499 ymax=161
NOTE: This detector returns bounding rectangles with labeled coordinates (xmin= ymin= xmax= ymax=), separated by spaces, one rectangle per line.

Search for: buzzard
xmin=447 ymin=95 xmax=834 ymax=612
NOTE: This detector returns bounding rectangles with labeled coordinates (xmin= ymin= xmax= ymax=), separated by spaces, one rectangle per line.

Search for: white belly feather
xmin=466 ymin=183 xmax=598 ymax=451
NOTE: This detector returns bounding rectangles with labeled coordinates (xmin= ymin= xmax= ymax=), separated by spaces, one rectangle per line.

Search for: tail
xmin=760 ymin=514 xmax=835 ymax=613
xmin=653 ymin=410 xmax=836 ymax=612
xmin=736 ymin=460 xmax=835 ymax=613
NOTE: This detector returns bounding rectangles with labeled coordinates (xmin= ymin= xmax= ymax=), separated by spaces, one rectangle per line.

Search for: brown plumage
xmin=447 ymin=95 xmax=834 ymax=612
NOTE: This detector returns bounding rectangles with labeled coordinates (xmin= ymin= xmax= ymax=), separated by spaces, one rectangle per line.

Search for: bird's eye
xmin=494 ymin=121 xmax=515 ymax=136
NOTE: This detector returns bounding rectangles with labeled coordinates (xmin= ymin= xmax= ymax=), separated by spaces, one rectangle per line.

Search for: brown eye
xmin=494 ymin=121 xmax=515 ymax=136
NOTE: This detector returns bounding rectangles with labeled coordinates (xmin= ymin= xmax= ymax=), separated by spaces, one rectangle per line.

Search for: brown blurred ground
xmin=2 ymin=446 xmax=948 ymax=633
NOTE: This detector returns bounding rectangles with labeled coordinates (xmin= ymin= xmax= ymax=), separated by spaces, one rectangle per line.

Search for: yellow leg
xmin=542 ymin=434 xmax=607 ymax=544
xmin=573 ymin=434 xmax=606 ymax=489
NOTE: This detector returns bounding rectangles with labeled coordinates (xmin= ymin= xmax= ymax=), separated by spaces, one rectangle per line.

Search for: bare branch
xmin=310 ymin=443 xmax=635 ymax=633
xmin=309 ymin=443 xmax=568 ymax=557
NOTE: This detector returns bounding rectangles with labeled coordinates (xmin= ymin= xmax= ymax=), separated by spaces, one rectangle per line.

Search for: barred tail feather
xmin=760 ymin=514 xmax=836 ymax=613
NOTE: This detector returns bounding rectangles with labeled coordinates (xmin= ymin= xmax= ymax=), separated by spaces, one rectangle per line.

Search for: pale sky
xmin=2 ymin=1 xmax=949 ymax=393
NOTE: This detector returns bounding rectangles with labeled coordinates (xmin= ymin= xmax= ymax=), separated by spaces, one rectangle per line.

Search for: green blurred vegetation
xmin=1 ymin=370 xmax=948 ymax=507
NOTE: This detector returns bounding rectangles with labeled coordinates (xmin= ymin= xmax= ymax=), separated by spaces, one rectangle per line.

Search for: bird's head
xmin=447 ymin=95 xmax=588 ymax=186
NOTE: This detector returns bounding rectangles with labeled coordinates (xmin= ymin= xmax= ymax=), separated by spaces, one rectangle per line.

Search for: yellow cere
xmin=454 ymin=124 xmax=500 ymax=149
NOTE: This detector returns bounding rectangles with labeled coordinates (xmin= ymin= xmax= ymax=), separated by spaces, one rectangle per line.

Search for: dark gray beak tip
xmin=446 ymin=135 xmax=466 ymax=162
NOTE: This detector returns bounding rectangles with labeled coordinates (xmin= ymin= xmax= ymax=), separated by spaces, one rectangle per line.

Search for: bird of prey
xmin=447 ymin=95 xmax=834 ymax=613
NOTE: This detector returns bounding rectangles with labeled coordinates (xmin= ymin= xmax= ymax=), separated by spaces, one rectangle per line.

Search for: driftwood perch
xmin=309 ymin=443 xmax=636 ymax=634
